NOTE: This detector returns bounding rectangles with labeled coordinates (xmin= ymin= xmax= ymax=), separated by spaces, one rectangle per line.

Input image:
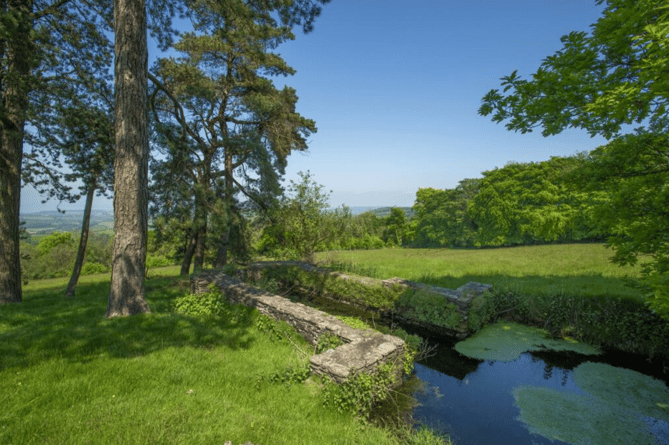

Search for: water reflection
xmin=413 ymin=342 xmax=669 ymax=445
xmin=414 ymin=352 xmax=580 ymax=445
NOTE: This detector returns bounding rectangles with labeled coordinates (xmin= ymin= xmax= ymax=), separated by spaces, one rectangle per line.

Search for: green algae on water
xmin=513 ymin=363 xmax=669 ymax=444
xmin=454 ymin=321 xmax=600 ymax=361
xmin=574 ymin=362 xmax=669 ymax=421
xmin=513 ymin=386 xmax=655 ymax=445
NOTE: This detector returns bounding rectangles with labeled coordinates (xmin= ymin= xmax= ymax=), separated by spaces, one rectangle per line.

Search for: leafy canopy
xmin=479 ymin=0 xmax=669 ymax=317
xmin=480 ymin=0 xmax=669 ymax=139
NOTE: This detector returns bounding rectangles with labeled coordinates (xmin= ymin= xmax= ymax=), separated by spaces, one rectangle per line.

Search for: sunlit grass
xmin=318 ymin=244 xmax=644 ymax=300
xmin=1 ymin=269 xmax=418 ymax=445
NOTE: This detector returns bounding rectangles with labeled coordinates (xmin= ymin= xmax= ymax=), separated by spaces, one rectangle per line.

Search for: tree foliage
xmin=410 ymin=157 xmax=607 ymax=248
xmin=259 ymin=171 xmax=332 ymax=262
xmin=413 ymin=179 xmax=480 ymax=247
xmin=470 ymin=157 xmax=608 ymax=246
xmin=149 ymin=0 xmax=325 ymax=273
xmin=479 ymin=0 xmax=669 ymax=139
xmin=479 ymin=0 xmax=669 ymax=317
xmin=1 ymin=0 xmax=115 ymax=304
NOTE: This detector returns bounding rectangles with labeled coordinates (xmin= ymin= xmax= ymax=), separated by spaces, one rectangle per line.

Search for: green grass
xmin=0 ymin=269 xmax=440 ymax=445
xmin=318 ymin=244 xmax=644 ymax=300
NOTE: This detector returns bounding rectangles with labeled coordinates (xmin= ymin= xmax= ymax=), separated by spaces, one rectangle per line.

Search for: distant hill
xmin=20 ymin=210 xmax=114 ymax=235
xmin=331 ymin=206 xmax=415 ymax=218
xmin=345 ymin=206 xmax=378 ymax=216
xmin=20 ymin=205 xmax=415 ymax=235
xmin=368 ymin=207 xmax=415 ymax=219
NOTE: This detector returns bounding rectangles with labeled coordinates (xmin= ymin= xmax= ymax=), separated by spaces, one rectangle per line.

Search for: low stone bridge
xmin=191 ymin=271 xmax=405 ymax=383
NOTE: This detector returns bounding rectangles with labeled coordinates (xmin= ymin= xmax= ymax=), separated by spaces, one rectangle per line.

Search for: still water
xmin=411 ymin=340 xmax=669 ymax=445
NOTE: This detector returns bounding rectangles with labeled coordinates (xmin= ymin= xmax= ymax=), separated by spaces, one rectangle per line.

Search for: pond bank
xmin=230 ymin=261 xmax=669 ymax=369
xmin=215 ymin=262 xmax=669 ymax=444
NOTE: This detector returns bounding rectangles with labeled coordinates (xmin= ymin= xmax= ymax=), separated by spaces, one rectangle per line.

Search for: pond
xmin=412 ymin=322 xmax=669 ymax=445
xmin=274 ymin=288 xmax=669 ymax=444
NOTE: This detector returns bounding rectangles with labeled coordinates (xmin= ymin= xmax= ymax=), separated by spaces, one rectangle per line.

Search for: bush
xmin=173 ymin=287 xmax=228 ymax=319
xmin=321 ymin=362 xmax=397 ymax=419
xmin=80 ymin=262 xmax=108 ymax=276
xmin=146 ymin=254 xmax=174 ymax=268
xmin=397 ymin=290 xmax=464 ymax=329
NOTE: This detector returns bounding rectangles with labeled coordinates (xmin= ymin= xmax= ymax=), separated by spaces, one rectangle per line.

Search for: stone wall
xmin=191 ymin=271 xmax=405 ymax=383
xmin=238 ymin=261 xmax=492 ymax=339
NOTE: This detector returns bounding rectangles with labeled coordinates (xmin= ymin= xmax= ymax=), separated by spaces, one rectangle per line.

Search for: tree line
xmin=411 ymin=155 xmax=610 ymax=248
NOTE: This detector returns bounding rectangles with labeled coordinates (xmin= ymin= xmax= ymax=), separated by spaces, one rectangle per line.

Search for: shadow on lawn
xmin=412 ymin=272 xmax=642 ymax=300
xmin=0 ymin=277 xmax=257 ymax=371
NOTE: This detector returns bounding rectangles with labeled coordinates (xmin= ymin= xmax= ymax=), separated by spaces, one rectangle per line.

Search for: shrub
xmin=81 ymin=262 xmax=108 ymax=275
xmin=316 ymin=332 xmax=343 ymax=354
xmin=173 ymin=286 xmax=228 ymax=319
xmin=397 ymin=290 xmax=464 ymax=329
xmin=146 ymin=254 xmax=174 ymax=268
xmin=321 ymin=362 xmax=397 ymax=419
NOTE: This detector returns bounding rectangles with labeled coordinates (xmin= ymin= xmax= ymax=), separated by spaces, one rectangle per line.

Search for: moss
xmin=573 ymin=362 xmax=669 ymax=421
xmin=397 ymin=289 xmax=465 ymax=329
xmin=467 ymin=292 xmax=493 ymax=332
xmin=454 ymin=321 xmax=601 ymax=361
xmin=513 ymin=386 xmax=654 ymax=445
xmin=264 ymin=265 xmax=403 ymax=310
xmin=335 ymin=315 xmax=372 ymax=331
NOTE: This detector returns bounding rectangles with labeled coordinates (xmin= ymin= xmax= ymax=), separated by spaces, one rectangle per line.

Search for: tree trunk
xmin=192 ymin=189 xmax=208 ymax=271
xmin=106 ymin=0 xmax=151 ymax=317
xmin=0 ymin=0 xmax=32 ymax=305
xmin=192 ymin=223 xmax=207 ymax=271
xmin=65 ymin=181 xmax=96 ymax=297
xmin=214 ymin=227 xmax=230 ymax=268
xmin=180 ymin=230 xmax=197 ymax=276
xmin=213 ymin=145 xmax=235 ymax=269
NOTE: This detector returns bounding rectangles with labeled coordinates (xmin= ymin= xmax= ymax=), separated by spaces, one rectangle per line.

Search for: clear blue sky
xmin=21 ymin=0 xmax=608 ymax=213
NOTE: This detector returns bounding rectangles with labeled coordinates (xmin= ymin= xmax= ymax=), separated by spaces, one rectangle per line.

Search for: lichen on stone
xmin=454 ymin=321 xmax=600 ymax=361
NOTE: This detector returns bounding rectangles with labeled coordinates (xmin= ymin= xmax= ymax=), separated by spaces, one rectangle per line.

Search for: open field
xmin=317 ymin=244 xmax=645 ymax=300
xmin=0 ymin=269 xmax=428 ymax=445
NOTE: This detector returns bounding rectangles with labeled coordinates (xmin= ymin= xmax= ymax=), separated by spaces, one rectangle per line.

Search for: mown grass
xmin=318 ymin=244 xmax=644 ymax=300
xmin=0 ymin=268 xmax=440 ymax=445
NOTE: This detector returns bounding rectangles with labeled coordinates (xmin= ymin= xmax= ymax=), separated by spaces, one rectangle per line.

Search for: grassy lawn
xmin=0 ymin=269 xmax=424 ymax=445
xmin=318 ymin=244 xmax=644 ymax=300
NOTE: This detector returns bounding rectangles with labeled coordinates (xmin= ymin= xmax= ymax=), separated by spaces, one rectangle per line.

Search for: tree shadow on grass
xmin=412 ymin=272 xmax=643 ymax=300
xmin=0 ymin=276 xmax=257 ymax=371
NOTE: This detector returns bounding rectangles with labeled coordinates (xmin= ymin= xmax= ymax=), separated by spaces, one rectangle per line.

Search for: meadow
xmin=318 ymin=244 xmax=645 ymax=301
xmin=0 ymin=267 xmax=445 ymax=445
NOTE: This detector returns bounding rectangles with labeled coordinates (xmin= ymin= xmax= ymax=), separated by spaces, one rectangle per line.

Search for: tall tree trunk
xmin=214 ymin=146 xmax=235 ymax=269
xmin=192 ymin=223 xmax=207 ymax=271
xmin=191 ymin=190 xmax=208 ymax=271
xmin=65 ymin=180 xmax=96 ymax=297
xmin=106 ymin=0 xmax=151 ymax=317
xmin=0 ymin=0 xmax=32 ymax=305
xmin=180 ymin=230 xmax=197 ymax=276
xmin=214 ymin=227 xmax=230 ymax=268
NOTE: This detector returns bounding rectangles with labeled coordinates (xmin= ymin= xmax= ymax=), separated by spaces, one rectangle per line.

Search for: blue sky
xmin=21 ymin=0 xmax=608 ymax=213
